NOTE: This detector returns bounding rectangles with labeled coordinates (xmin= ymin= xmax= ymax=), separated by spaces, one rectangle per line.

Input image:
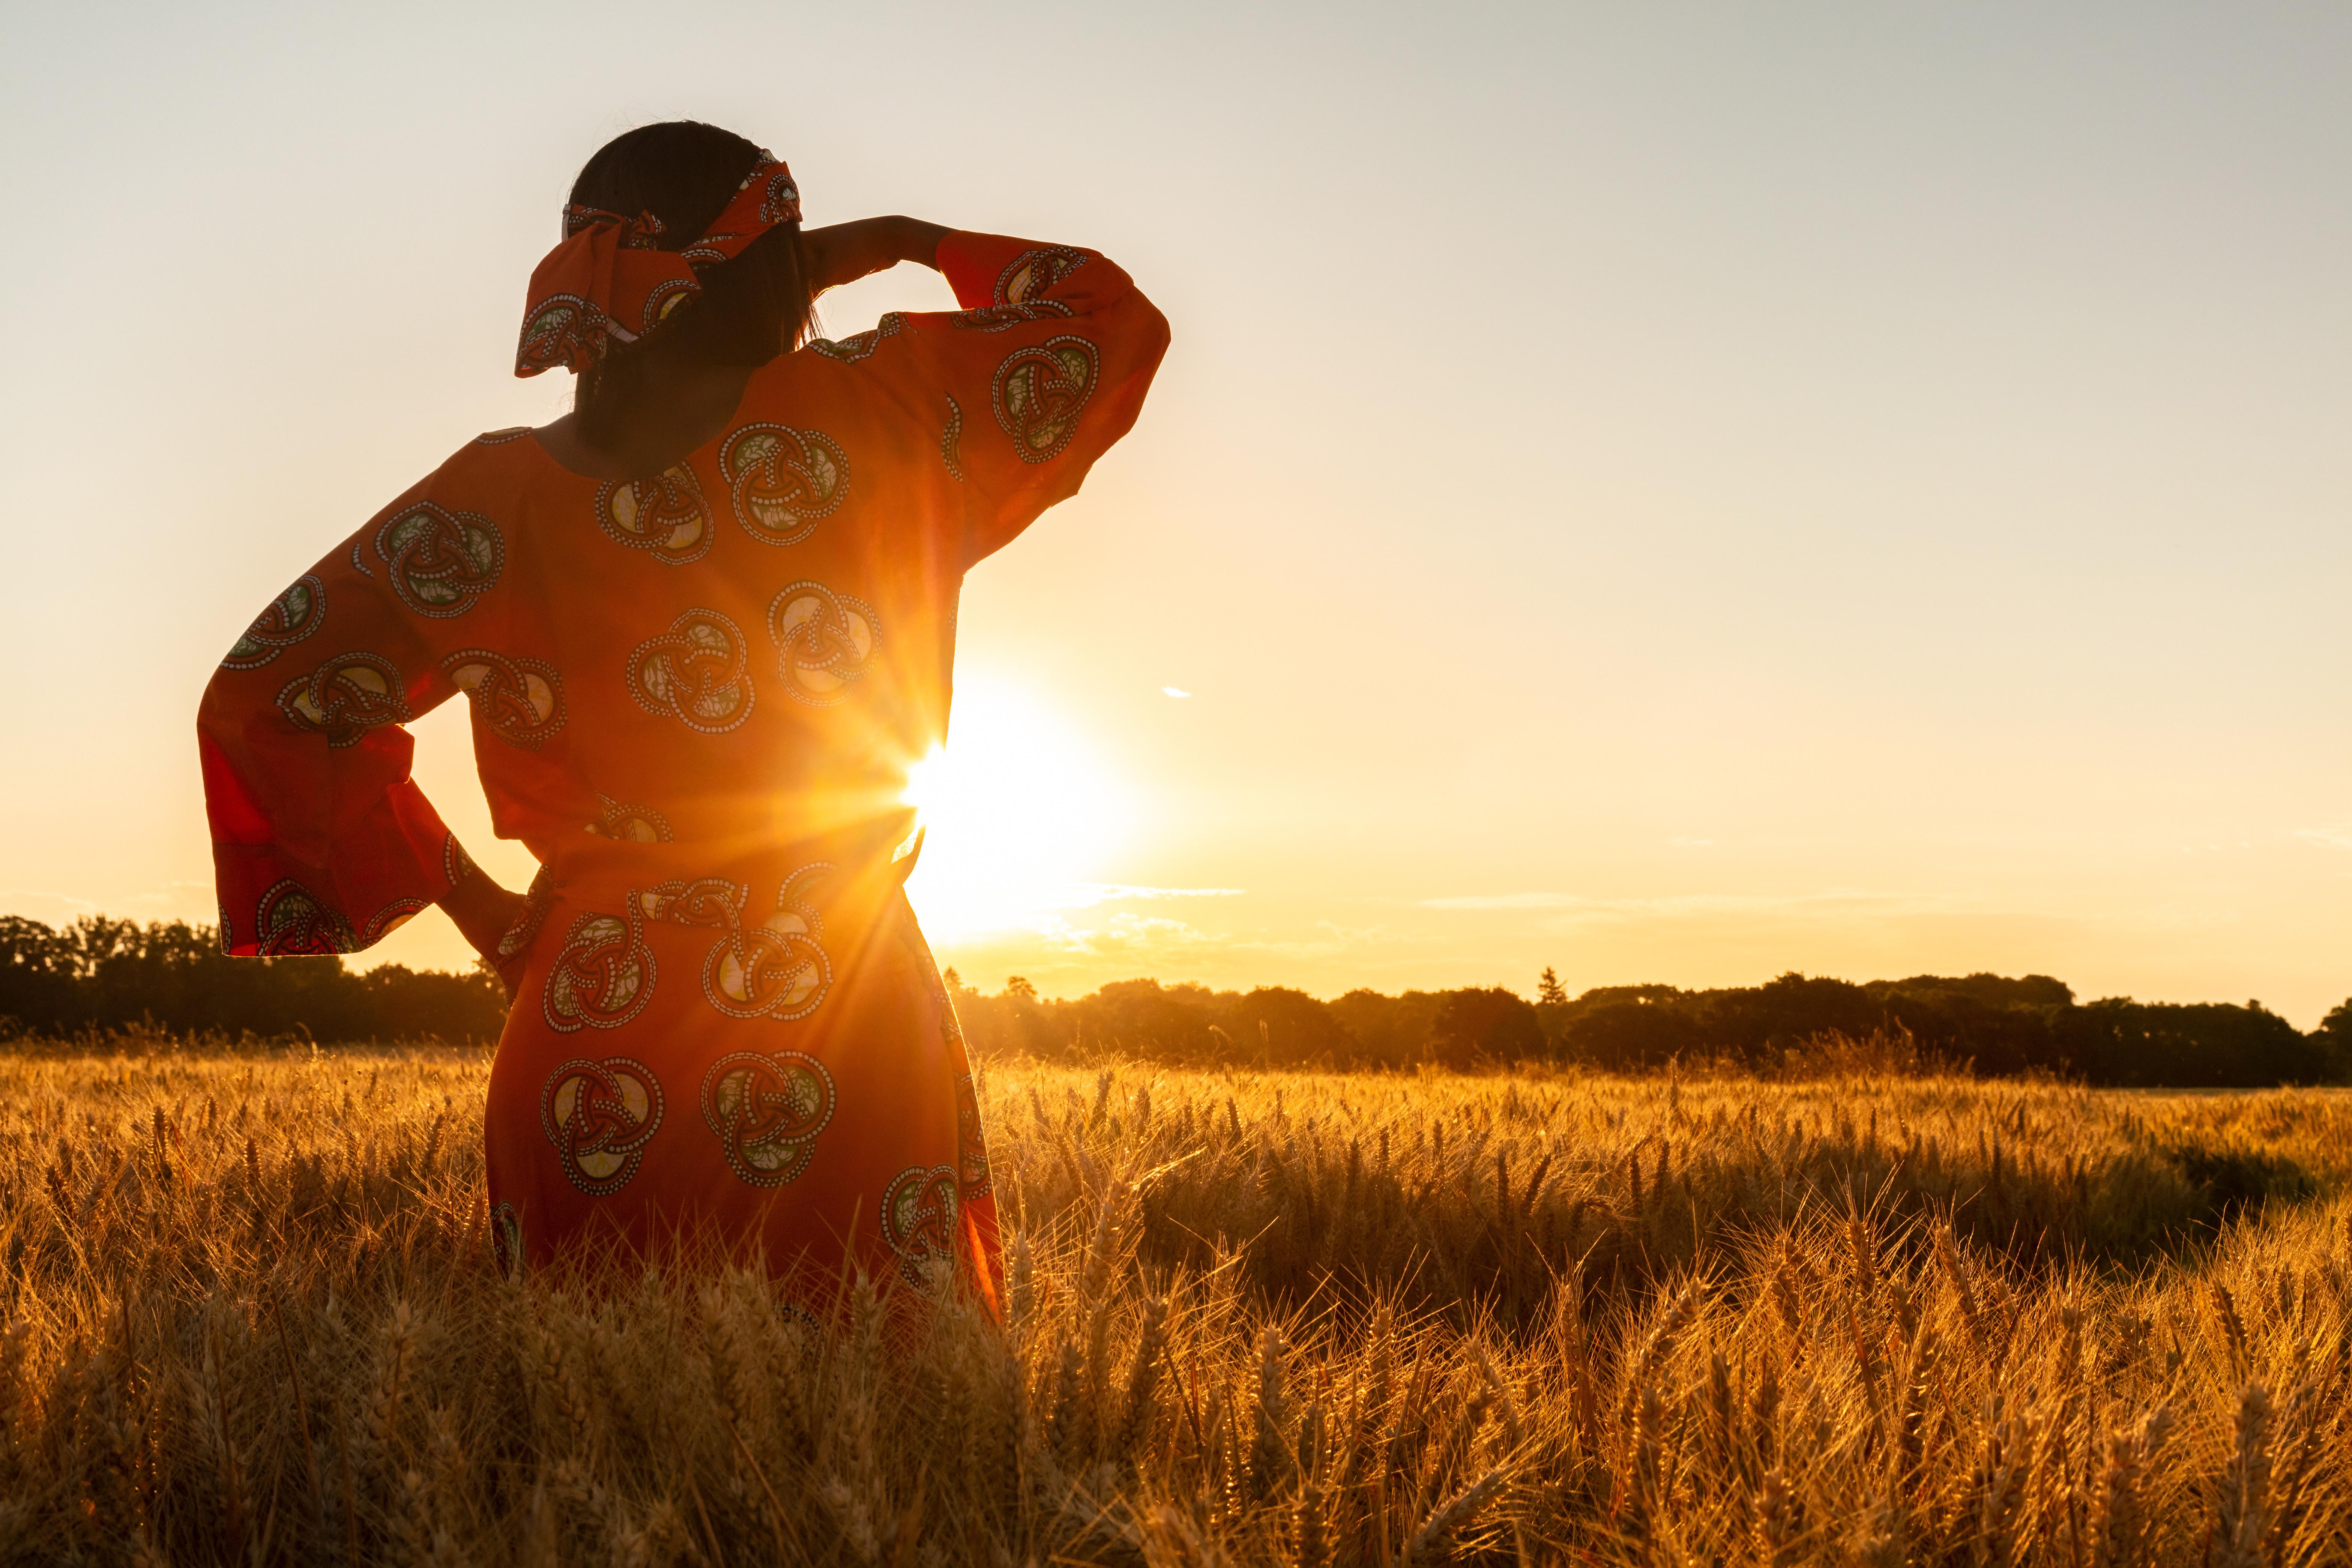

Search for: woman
xmin=197 ymin=121 xmax=1168 ymax=1292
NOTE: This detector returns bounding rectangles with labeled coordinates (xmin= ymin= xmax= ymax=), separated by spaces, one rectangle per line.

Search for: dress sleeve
xmin=861 ymin=231 xmax=1169 ymax=566
xmin=196 ymin=481 xmax=502 ymax=956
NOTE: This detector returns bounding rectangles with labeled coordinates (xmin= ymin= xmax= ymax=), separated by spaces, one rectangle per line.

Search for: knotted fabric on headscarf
xmin=515 ymin=155 xmax=803 ymax=378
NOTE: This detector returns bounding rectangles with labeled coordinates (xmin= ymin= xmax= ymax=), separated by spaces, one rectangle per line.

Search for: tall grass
xmin=1 ymin=1045 xmax=2349 ymax=1563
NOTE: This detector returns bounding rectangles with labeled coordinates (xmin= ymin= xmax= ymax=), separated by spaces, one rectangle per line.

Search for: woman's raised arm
xmin=801 ymin=216 xmax=952 ymax=294
xmin=799 ymin=225 xmax=1171 ymax=566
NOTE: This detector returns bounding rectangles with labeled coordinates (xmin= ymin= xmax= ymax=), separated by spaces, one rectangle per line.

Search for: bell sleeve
xmin=197 ymin=483 xmax=503 ymax=956
xmin=855 ymin=231 xmax=1169 ymax=566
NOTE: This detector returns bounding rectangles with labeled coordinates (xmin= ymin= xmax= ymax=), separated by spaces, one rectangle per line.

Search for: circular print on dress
xmin=700 ymin=1050 xmax=836 ymax=1187
xmin=542 ymin=912 xmax=657 ymax=1032
xmin=372 ymin=501 xmax=504 ymax=617
xmin=765 ymin=581 xmax=880 ymax=706
xmin=624 ymin=609 xmax=755 ymax=734
xmin=539 ymin=1056 xmax=665 ymax=1196
xmin=882 ymin=1164 xmax=961 ymax=1283
xmin=718 ymin=424 xmax=849 ymax=545
xmin=595 ymin=464 xmax=712 ymax=564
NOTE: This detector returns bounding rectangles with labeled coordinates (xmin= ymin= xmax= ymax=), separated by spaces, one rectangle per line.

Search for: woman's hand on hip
xmin=439 ymin=864 xmax=529 ymax=973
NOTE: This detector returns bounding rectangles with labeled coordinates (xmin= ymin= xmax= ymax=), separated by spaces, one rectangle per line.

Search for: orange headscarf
xmin=515 ymin=156 xmax=804 ymax=378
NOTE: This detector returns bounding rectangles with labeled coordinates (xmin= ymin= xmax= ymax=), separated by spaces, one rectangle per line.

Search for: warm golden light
xmin=901 ymin=676 xmax=1137 ymax=940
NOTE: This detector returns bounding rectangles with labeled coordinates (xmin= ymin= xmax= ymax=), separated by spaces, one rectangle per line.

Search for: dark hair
xmin=567 ymin=121 xmax=814 ymax=451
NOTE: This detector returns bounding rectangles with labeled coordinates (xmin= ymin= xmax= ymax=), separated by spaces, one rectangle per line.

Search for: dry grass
xmin=3 ymin=1044 xmax=2351 ymax=1564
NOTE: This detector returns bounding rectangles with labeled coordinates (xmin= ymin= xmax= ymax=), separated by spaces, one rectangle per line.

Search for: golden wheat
xmin=0 ymin=1044 xmax=2348 ymax=1564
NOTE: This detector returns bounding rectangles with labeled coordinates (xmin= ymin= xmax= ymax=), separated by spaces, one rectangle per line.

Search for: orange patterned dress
xmin=197 ymin=231 xmax=1168 ymax=1286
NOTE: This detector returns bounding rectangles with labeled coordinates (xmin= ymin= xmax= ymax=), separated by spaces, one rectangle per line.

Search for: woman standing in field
xmin=196 ymin=122 xmax=1168 ymax=1292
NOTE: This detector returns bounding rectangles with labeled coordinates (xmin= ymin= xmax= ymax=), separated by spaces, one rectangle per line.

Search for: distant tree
xmin=2064 ymin=998 xmax=2325 ymax=1089
xmin=1558 ymin=999 xmax=1709 ymax=1073
xmin=359 ymin=964 xmax=506 ymax=1041
xmin=1876 ymin=972 xmax=2074 ymax=1009
xmin=1566 ymin=984 xmax=1685 ymax=1011
xmin=1328 ymin=989 xmax=1445 ymax=1069
xmin=1078 ymin=978 xmax=1218 ymax=1057
xmin=0 ymin=914 xmax=80 ymax=1029
xmin=1230 ymin=987 xmax=1358 ymax=1066
xmin=1430 ymin=987 xmax=1544 ymax=1068
xmin=941 ymin=966 xmax=963 ymax=993
xmin=1536 ymin=967 xmax=1568 ymax=1006
xmin=1005 ymin=975 xmax=1037 ymax=1001
xmin=2308 ymin=998 xmax=2352 ymax=1082
xmin=1862 ymin=973 xmax=2076 ymax=1076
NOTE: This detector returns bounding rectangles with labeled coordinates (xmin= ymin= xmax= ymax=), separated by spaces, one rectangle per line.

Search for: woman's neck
xmin=532 ymin=359 xmax=757 ymax=480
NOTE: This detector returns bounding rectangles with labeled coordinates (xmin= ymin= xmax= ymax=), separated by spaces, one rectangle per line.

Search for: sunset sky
xmin=5 ymin=3 xmax=2349 ymax=1021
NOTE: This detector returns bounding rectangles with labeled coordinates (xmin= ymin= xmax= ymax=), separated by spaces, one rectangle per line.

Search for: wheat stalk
xmin=2214 ymin=1382 xmax=2272 ymax=1568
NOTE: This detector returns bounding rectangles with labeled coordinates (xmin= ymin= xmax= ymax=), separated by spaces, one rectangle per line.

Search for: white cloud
xmin=1067 ymin=883 xmax=1243 ymax=904
xmin=1420 ymin=889 xmax=1975 ymax=922
xmin=2295 ymin=826 xmax=2352 ymax=851
xmin=1421 ymin=892 xmax=1590 ymax=911
xmin=0 ymin=889 xmax=99 ymax=925
xmin=1023 ymin=911 xmax=1221 ymax=956
xmin=128 ymin=880 xmax=216 ymax=907
xmin=1162 ymin=686 xmax=1192 ymax=699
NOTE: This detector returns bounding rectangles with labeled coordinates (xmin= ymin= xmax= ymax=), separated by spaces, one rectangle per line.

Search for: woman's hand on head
xmin=801 ymin=216 xmax=952 ymax=294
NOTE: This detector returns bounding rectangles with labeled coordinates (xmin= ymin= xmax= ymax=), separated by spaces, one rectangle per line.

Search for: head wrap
xmin=515 ymin=155 xmax=803 ymax=378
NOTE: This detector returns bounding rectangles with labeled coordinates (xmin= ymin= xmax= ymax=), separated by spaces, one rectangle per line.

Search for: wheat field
xmin=2 ymin=1044 xmax=2350 ymax=1565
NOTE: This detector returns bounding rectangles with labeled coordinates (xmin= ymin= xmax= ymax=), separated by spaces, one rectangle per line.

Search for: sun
xmin=900 ymin=676 xmax=1136 ymax=940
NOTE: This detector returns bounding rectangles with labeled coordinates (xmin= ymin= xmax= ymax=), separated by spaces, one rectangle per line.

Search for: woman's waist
xmin=501 ymin=813 xmax=921 ymax=969
xmin=526 ymin=809 xmax=917 ymax=899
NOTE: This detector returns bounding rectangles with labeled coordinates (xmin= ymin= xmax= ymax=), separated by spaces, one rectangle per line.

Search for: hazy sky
xmin=5 ymin=2 xmax=2348 ymax=1021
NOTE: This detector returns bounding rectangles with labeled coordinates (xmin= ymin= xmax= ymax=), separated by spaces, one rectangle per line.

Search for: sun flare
xmin=900 ymin=677 xmax=1136 ymax=941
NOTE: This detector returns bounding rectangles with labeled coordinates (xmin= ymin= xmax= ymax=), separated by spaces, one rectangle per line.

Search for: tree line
xmin=945 ymin=967 xmax=2352 ymax=1088
xmin=4 ymin=912 xmax=2346 ymax=1086
xmin=0 ymin=915 xmax=506 ymax=1044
